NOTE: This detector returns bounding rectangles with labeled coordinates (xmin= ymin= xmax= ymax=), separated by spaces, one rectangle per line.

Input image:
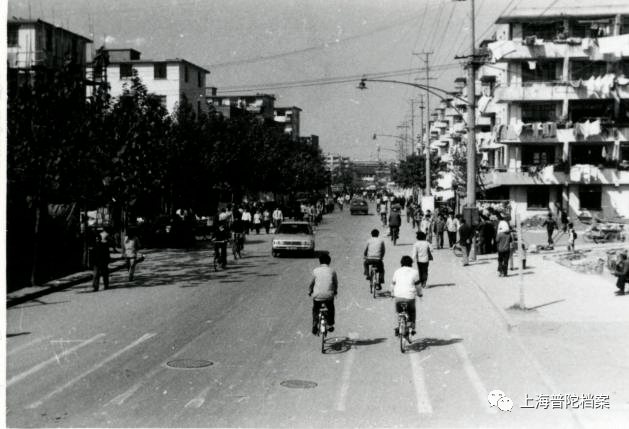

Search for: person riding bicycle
xmin=363 ymin=229 xmax=386 ymax=289
xmin=308 ymin=253 xmax=338 ymax=335
xmin=390 ymin=255 xmax=421 ymax=337
xmin=231 ymin=215 xmax=245 ymax=254
xmin=388 ymin=206 xmax=402 ymax=240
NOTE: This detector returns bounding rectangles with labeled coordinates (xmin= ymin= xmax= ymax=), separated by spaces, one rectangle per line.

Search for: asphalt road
xmin=6 ymin=206 xmax=591 ymax=428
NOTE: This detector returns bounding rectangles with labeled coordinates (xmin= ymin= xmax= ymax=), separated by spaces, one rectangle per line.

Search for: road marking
xmin=7 ymin=334 xmax=105 ymax=387
xmin=184 ymin=387 xmax=211 ymax=408
xmin=27 ymin=333 xmax=156 ymax=409
xmin=409 ymin=353 xmax=433 ymax=414
xmin=7 ymin=335 xmax=52 ymax=356
xmin=452 ymin=337 xmax=497 ymax=414
xmin=335 ymin=332 xmax=358 ymax=412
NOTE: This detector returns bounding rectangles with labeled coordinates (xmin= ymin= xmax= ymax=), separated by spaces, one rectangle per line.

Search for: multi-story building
xmin=480 ymin=3 xmax=629 ymax=220
xmin=206 ymin=90 xmax=276 ymax=121
xmin=325 ymin=153 xmax=351 ymax=173
xmin=7 ymin=18 xmax=91 ymax=97
xmin=88 ymin=48 xmax=210 ymax=116
xmin=274 ymin=106 xmax=302 ymax=141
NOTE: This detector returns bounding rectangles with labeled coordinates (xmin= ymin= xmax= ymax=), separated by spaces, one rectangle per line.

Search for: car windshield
xmin=276 ymin=224 xmax=311 ymax=235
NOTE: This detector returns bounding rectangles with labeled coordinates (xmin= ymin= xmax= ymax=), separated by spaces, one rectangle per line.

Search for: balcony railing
xmin=494 ymin=80 xmax=629 ymax=102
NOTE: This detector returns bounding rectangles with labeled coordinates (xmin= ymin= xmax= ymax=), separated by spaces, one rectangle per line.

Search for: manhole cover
xmin=280 ymin=380 xmax=317 ymax=389
xmin=166 ymin=359 xmax=213 ymax=369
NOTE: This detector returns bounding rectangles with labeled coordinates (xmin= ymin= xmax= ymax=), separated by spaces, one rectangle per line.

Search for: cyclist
xmin=363 ymin=229 xmax=386 ymax=289
xmin=390 ymin=255 xmax=421 ymax=337
xmin=231 ymin=214 xmax=245 ymax=254
xmin=308 ymin=253 xmax=338 ymax=334
xmin=213 ymin=219 xmax=230 ymax=268
xmin=388 ymin=206 xmax=402 ymax=241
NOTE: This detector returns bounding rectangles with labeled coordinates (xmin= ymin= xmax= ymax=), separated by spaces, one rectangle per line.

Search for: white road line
xmin=27 ymin=333 xmax=156 ymax=409
xmin=452 ymin=337 xmax=497 ymax=414
xmin=184 ymin=387 xmax=211 ymax=408
xmin=409 ymin=353 xmax=433 ymax=414
xmin=335 ymin=332 xmax=358 ymax=412
xmin=7 ymin=333 xmax=105 ymax=387
xmin=7 ymin=336 xmax=52 ymax=356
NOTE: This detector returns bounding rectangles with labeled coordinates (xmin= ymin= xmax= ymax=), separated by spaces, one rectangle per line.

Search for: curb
xmin=7 ymin=260 xmax=128 ymax=308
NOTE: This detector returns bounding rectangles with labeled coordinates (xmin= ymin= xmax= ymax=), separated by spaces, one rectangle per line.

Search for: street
xmin=6 ymin=204 xmax=628 ymax=428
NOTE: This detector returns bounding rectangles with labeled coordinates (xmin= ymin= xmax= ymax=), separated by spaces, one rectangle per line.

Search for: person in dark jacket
xmin=614 ymin=252 xmax=629 ymax=295
xmin=458 ymin=217 xmax=473 ymax=266
xmin=92 ymin=229 xmax=111 ymax=291
xmin=496 ymin=229 xmax=513 ymax=277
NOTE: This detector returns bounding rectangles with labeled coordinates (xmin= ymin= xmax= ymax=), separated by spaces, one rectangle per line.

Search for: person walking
xmin=272 ymin=206 xmax=283 ymax=230
xmin=123 ymin=229 xmax=141 ymax=282
xmin=496 ymin=227 xmax=512 ymax=277
xmin=241 ymin=207 xmax=252 ymax=235
xmin=308 ymin=253 xmax=338 ymax=334
xmin=410 ymin=230 xmax=432 ymax=291
xmin=613 ymin=251 xmax=629 ymax=295
xmin=91 ymin=228 xmax=111 ymax=291
xmin=542 ymin=212 xmax=557 ymax=247
xmin=253 ymin=210 xmax=262 ymax=234
xmin=567 ymin=222 xmax=577 ymax=252
xmin=458 ymin=217 xmax=473 ymax=266
xmin=434 ymin=214 xmax=446 ymax=249
xmin=446 ymin=213 xmax=458 ymax=248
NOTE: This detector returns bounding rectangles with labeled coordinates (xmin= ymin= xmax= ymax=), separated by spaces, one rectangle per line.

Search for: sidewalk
xmin=7 ymin=252 xmax=130 ymax=307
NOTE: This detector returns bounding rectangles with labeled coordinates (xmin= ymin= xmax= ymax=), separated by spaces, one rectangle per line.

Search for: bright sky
xmin=8 ymin=0 xmax=520 ymax=161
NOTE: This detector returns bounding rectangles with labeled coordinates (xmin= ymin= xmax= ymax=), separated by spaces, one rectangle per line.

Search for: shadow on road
xmin=322 ymin=337 xmax=388 ymax=354
xmin=427 ymin=283 xmax=455 ymax=289
xmin=407 ymin=337 xmax=463 ymax=353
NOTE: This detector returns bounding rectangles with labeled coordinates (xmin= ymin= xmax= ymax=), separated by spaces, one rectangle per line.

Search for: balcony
xmin=494 ymin=81 xmax=629 ymax=103
xmin=482 ymin=164 xmax=567 ymax=187
xmin=569 ymin=164 xmax=629 ymax=185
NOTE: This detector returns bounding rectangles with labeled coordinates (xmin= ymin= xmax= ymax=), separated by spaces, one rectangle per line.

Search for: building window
xmin=571 ymin=145 xmax=605 ymax=165
xmin=521 ymin=60 xmax=559 ymax=83
xmin=154 ymin=63 xmax=167 ymax=79
xmin=522 ymin=145 xmax=555 ymax=168
xmin=527 ymin=187 xmax=549 ymax=209
xmin=522 ymin=22 xmax=561 ymax=40
xmin=184 ymin=65 xmax=189 ymax=83
xmin=156 ymin=95 xmax=167 ymax=108
xmin=197 ymin=71 xmax=203 ymax=87
xmin=579 ymin=186 xmax=602 ymax=210
xmin=120 ymin=63 xmax=133 ymax=79
xmin=521 ymin=102 xmax=557 ymax=123
xmin=8 ymin=27 xmax=18 ymax=46
xmin=570 ymin=60 xmax=607 ymax=81
xmin=46 ymin=27 xmax=52 ymax=51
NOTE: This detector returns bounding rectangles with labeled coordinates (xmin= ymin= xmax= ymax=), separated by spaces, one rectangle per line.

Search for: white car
xmin=272 ymin=221 xmax=315 ymax=257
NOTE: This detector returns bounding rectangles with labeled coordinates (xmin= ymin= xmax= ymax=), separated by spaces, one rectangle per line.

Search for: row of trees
xmin=7 ymin=66 xmax=329 ymax=286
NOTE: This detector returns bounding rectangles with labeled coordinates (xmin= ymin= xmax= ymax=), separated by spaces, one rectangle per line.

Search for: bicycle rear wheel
xmin=320 ymin=317 xmax=327 ymax=353
xmin=370 ymin=270 xmax=377 ymax=298
xmin=399 ymin=319 xmax=407 ymax=353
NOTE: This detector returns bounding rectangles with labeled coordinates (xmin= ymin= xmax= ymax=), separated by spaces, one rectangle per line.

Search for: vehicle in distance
xmin=272 ymin=221 xmax=315 ymax=257
xmin=350 ymin=198 xmax=369 ymax=215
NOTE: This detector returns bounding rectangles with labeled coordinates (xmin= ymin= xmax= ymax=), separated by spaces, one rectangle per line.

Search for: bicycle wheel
xmin=399 ymin=318 xmax=407 ymax=353
xmin=371 ymin=271 xmax=378 ymax=299
xmin=320 ymin=316 xmax=327 ymax=353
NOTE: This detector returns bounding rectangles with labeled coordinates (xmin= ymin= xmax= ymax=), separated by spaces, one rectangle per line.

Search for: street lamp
xmin=359 ymin=77 xmax=473 ymax=197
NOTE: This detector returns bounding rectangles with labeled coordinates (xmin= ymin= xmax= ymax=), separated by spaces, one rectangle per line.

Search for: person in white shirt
xmin=363 ymin=229 xmax=386 ymax=288
xmin=390 ymin=255 xmax=421 ymax=336
xmin=272 ymin=207 xmax=283 ymax=229
xmin=446 ymin=213 xmax=458 ymax=248
xmin=241 ymin=208 xmax=252 ymax=234
xmin=411 ymin=230 xmax=432 ymax=290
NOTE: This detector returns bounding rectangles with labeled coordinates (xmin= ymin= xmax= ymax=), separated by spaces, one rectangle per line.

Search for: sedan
xmin=272 ymin=221 xmax=315 ymax=257
xmin=350 ymin=198 xmax=369 ymax=215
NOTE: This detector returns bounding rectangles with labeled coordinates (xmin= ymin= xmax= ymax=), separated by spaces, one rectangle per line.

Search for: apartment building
xmin=479 ymin=3 xmax=629 ymax=220
xmin=88 ymin=48 xmax=210 ymax=116
xmin=325 ymin=153 xmax=351 ymax=173
xmin=7 ymin=18 xmax=91 ymax=96
xmin=274 ymin=106 xmax=302 ymax=141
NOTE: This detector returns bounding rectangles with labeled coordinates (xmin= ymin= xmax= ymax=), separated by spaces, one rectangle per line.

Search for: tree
xmin=391 ymin=153 xmax=445 ymax=190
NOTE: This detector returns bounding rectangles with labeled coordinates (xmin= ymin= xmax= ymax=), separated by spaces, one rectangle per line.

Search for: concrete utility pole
xmin=419 ymin=52 xmax=433 ymax=196
xmin=417 ymin=95 xmax=424 ymax=155
xmin=466 ymin=0 xmax=477 ymax=206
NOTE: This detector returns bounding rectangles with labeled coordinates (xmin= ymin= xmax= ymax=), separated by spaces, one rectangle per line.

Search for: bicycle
xmin=315 ymin=303 xmax=329 ymax=353
xmin=368 ymin=264 xmax=379 ymax=299
xmin=390 ymin=226 xmax=399 ymax=245
xmin=397 ymin=302 xmax=413 ymax=353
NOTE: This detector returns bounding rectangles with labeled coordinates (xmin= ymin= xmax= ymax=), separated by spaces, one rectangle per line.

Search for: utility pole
xmin=416 ymin=52 xmax=433 ymax=196
xmin=466 ymin=0 xmax=477 ymax=206
xmin=417 ymin=95 xmax=424 ymax=155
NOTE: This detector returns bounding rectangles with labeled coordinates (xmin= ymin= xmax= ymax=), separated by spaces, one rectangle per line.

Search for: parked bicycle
xmin=314 ymin=303 xmax=329 ymax=353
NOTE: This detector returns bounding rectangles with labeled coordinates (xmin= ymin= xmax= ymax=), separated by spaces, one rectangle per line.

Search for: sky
xmin=7 ymin=0 xmax=521 ymax=161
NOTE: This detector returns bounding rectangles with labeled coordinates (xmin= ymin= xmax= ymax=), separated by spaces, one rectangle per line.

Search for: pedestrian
xmin=262 ymin=208 xmax=271 ymax=234
xmin=411 ymin=230 xmax=432 ymax=291
xmin=542 ymin=212 xmax=557 ymax=247
xmin=446 ymin=213 xmax=457 ymax=248
xmin=567 ymin=222 xmax=577 ymax=252
xmin=123 ymin=229 xmax=141 ymax=282
xmin=613 ymin=251 xmax=629 ymax=295
xmin=561 ymin=209 xmax=569 ymax=233
xmin=406 ymin=203 xmax=414 ymax=224
xmin=91 ymin=228 xmax=111 ymax=291
xmin=241 ymin=207 xmax=252 ymax=235
xmin=496 ymin=226 xmax=512 ymax=277
xmin=308 ymin=253 xmax=338 ymax=334
xmin=213 ymin=219 xmax=230 ymax=268
xmin=253 ymin=209 xmax=262 ymax=234
xmin=434 ymin=214 xmax=446 ymax=249
xmin=272 ymin=206 xmax=283 ymax=230
xmin=458 ymin=217 xmax=473 ymax=266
